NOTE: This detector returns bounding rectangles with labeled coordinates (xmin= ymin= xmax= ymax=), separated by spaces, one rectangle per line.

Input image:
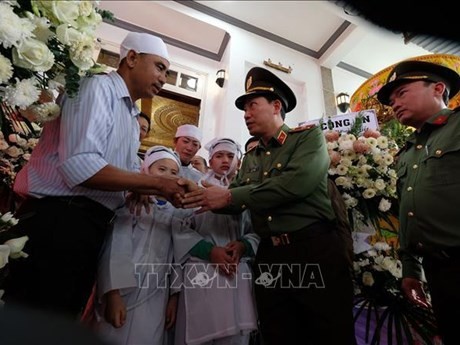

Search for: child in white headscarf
xmin=173 ymin=138 xmax=259 ymax=345
xmin=95 ymin=146 xmax=192 ymax=345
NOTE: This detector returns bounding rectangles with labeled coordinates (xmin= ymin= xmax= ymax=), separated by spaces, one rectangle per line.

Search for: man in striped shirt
xmin=5 ymin=32 xmax=193 ymax=318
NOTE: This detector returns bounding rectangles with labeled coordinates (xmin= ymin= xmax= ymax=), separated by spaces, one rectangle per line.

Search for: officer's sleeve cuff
xmin=228 ymin=186 xmax=252 ymax=211
xmin=189 ymin=240 xmax=214 ymax=261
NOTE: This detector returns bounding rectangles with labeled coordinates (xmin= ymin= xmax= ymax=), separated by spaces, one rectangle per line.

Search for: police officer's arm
xmin=183 ymin=127 xmax=329 ymax=212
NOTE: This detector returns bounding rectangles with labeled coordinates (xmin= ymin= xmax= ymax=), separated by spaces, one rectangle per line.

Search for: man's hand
xmin=401 ymin=277 xmax=430 ymax=308
xmin=182 ymin=185 xmax=231 ymax=213
xmin=104 ymin=290 xmax=127 ymax=328
xmin=165 ymin=293 xmax=178 ymax=330
xmin=155 ymin=176 xmax=189 ymax=208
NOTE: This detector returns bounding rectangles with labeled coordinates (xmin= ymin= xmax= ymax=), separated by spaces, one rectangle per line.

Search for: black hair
xmin=244 ymin=136 xmax=259 ymax=152
xmin=138 ymin=112 xmax=151 ymax=131
xmin=263 ymin=94 xmax=286 ymax=120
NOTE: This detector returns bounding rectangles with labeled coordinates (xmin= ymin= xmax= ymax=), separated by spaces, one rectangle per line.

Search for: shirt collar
xmin=109 ymin=71 xmax=139 ymax=117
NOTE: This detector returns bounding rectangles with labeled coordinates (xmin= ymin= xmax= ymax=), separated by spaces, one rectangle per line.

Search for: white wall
xmin=96 ymin=1 xmax=345 ymax=156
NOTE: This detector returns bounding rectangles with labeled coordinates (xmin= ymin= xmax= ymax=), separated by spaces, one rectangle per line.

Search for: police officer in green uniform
xmin=183 ymin=67 xmax=356 ymax=345
xmin=377 ymin=60 xmax=460 ymax=345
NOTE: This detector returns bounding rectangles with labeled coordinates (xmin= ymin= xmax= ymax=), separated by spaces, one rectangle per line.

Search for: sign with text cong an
xmin=299 ymin=110 xmax=379 ymax=133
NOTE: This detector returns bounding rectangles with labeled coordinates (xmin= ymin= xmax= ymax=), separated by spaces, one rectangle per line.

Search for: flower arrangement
xmin=353 ymin=238 xmax=441 ymax=345
xmin=0 ymin=0 xmax=112 ymax=123
xmin=0 ymin=0 xmax=113 ymax=206
xmin=325 ymin=113 xmax=399 ymax=232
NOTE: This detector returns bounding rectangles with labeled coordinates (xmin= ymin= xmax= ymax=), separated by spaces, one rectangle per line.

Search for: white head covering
xmin=174 ymin=124 xmax=202 ymax=143
xmin=120 ymin=32 xmax=169 ymax=62
xmin=201 ymin=138 xmax=242 ymax=186
xmin=141 ymin=145 xmax=181 ymax=174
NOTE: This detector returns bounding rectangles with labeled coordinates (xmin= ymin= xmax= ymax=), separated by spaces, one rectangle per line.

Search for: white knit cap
xmin=120 ymin=32 xmax=169 ymax=62
xmin=141 ymin=146 xmax=180 ymax=174
xmin=174 ymin=124 xmax=202 ymax=143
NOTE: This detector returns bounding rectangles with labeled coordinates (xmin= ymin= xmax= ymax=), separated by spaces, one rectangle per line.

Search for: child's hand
xmin=225 ymin=240 xmax=245 ymax=264
xmin=104 ymin=290 xmax=127 ymax=328
xmin=210 ymin=246 xmax=236 ymax=276
xmin=165 ymin=293 xmax=179 ymax=330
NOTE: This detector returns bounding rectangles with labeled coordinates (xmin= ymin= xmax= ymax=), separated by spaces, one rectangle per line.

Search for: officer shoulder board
xmin=289 ymin=123 xmax=316 ymax=133
xmin=245 ymin=145 xmax=257 ymax=154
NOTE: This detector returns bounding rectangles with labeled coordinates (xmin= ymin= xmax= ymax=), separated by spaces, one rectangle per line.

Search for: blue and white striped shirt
xmin=14 ymin=72 xmax=141 ymax=210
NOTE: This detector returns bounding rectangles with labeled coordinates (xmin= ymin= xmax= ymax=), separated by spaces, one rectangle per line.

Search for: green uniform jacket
xmin=397 ymin=108 xmax=460 ymax=280
xmin=227 ymin=124 xmax=335 ymax=238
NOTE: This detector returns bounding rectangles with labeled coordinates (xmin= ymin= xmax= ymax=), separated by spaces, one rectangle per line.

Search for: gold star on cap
xmin=246 ymin=76 xmax=253 ymax=91
xmin=388 ymin=72 xmax=397 ymax=82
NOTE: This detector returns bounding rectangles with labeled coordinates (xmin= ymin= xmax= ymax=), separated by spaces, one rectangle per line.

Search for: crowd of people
xmin=2 ymin=27 xmax=460 ymax=345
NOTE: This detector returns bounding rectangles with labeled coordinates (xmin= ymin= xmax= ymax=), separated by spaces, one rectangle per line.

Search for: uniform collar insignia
xmin=431 ymin=115 xmax=448 ymax=125
xmin=276 ymin=130 xmax=287 ymax=145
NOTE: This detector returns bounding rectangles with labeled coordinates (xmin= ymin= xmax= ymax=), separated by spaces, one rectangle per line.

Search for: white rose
xmin=56 ymin=24 xmax=82 ymax=45
xmin=12 ymin=38 xmax=55 ymax=72
xmin=362 ymin=188 xmax=376 ymax=199
xmin=50 ymin=1 xmax=80 ymax=26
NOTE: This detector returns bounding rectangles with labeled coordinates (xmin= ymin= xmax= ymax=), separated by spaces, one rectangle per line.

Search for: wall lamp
xmin=216 ymin=69 xmax=226 ymax=88
xmin=336 ymin=92 xmax=350 ymax=113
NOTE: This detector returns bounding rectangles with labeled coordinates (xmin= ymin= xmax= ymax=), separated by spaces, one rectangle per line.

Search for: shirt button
xmin=246 ymin=178 xmax=250 ymax=183
xmin=435 ymin=149 xmax=442 ymax=156
xmin=241 ymin=204 xmax=246 ymax=209
xmin=276 ymin=163 xmax=282 ymax=168
xmin=412 ymin=164 xmax=418 ymax=169
xmin=407 ymin=186 xmax=413 ymax=191
xmin=416 ymin=144 xmax=423 ymax=150
xmin=408 ymin=211 xmax=414 ymax=217
xmin=263 ymin=171 xmax=268 ymax=176
xmin=267 ymin=216 xmax=272 ymax=221
xmin=266 ymin=151 xmax=271 ymax=156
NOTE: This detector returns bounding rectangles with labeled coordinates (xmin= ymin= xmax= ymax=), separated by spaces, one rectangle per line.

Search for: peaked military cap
xmin=235 ymin=67 xmax=297 ymax=113
xmin=377 ymin=60 xmax=460 ymax=105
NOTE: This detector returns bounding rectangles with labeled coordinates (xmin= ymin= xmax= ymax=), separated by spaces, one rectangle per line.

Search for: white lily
xmin=4 ymin=236 xmax=29 ymax=259
xmin=0 ymin=244 xmax=11 ymax=269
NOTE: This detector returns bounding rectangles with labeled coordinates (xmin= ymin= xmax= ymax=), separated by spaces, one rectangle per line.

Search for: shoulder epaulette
xmin=289 ymin=124 xmax=316 ymax=133
xmin=245 ymin=145 xmax=257 ymax=154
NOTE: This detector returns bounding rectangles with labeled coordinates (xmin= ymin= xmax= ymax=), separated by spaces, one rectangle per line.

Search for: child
xmin=95 ymin=146 xmax=191 ymax=345
xmin=174 ymin=138 xmax=260 ymax=345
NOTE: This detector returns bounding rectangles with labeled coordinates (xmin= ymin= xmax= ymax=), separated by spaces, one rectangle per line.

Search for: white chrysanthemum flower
xmin=377 ymin=136 xmax=389 ymax=149
xmin=373 ymin=241 xmax=391 ymax=251
xmin=339 ymin=140 xmax=354 ymax=151
xmin=362 ymin=188 xmax=376 ymax=199
xmin=0 ymin=3 xmax=35 ymax=48
xmin=336 ymin=164 xmax=349 ymax=176
xmin=374 ymin=179 xmax=386 ymax=191
xmin=358 ymin=155 xmax=367 ymax=165
xmin=382 ymin=154 xmax=394 ymax=166
xmin=366 ymin=137 xmax=378 ymax=148
xmin=372 ymin=153 xmax=383 ymax=164
xmin=342 ymin=193 xmax=358 ymax=208
xmin=30 ymin=102 xmax=61 ymax=122
xmin=26 ymin=11 xmax=53 ymax=42
xmin=340 ymin=157 xmax=353 ymax=167
xmin=69 ymin=33 xmax=95 ymax=70
xmin=356 ymin=166 xmax=369 ymax=177
xmin=2 ymin=77 xmax=40 ymax=109
xmin=342 ymin=150 xmax=357 ymax=161
xmin=0 ymin=54 xmax=13 ymax=84
xmin=327 ymin=141 xmax=338 ymax=150
xmin=388 ymin=169 xmax=397 ymax=178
